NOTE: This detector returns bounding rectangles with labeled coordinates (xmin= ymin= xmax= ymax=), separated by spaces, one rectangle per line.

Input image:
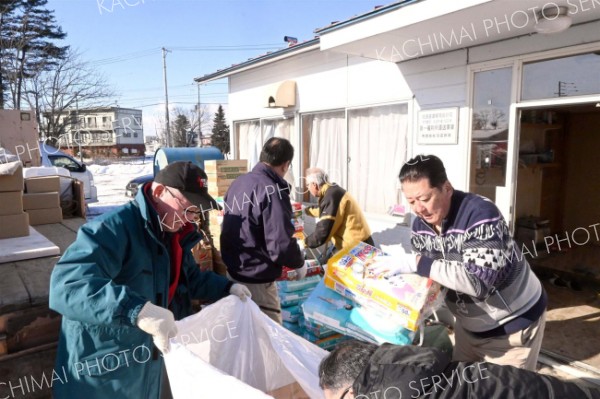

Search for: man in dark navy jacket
xmin=220 ymin=137 xmax=306 ymax=323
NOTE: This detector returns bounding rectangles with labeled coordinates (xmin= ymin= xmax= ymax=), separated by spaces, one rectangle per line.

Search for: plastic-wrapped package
xmin=298 ymin=316 xmax=337 ymax=339
xmin=301 ymin=332 xmax=349 ymax=351
xmin=279 ymin=260 xmax=321 ymax=281
xmin=165 ymin=296 xmax=327 ymax=399
xmin=302 ymin=281 xmax=415 ymax=345
xmin=283 ymin=321 xmax=305 ymax=335
xmin=279 ymin=287 xmax=315 ymax=307
xmin=325 ymin=242 xmax=444 ymax=331
xmin=277 ymin=275 xmax=321 ymax=292
xmin=282 ymin=305 xmax=302 ymax=323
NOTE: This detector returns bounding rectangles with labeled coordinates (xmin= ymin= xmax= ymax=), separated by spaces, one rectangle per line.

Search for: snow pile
xmin=87 ymin=158 xmax=153 ymax=218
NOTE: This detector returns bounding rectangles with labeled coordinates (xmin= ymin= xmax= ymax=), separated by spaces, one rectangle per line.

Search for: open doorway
xmin=514 ymin=103 xmax=600 ymax=370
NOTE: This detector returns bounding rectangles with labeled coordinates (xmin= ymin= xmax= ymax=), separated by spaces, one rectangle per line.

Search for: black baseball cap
xmin=154 ymin=161 xmax=219 ymax=211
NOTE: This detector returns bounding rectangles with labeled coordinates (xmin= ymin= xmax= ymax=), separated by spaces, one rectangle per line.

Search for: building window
xmin=134 ymin=133 xmax=138 ymax=138
xmin=301 ymin=105 xmax=408 ymax=214
xmin=301 ymin=110 xmax=347 ymax=202
xmin=234 ymin=119 xmax=261 ymax=163
xmin=347 ymin=104 xmax=408 ymax=214
xmin=522 ymin=52 xmax=600 ymax=100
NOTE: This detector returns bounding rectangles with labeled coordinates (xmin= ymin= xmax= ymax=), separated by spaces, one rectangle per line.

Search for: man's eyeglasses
xmin=339 ymin=386 xmax=352 ymax=399
xmin=165 ymin=187 xmax=202 ymax=223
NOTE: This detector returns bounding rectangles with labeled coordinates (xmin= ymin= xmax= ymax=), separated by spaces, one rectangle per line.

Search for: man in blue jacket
xmin=221 ymin=137 xmax=306 ymax=323
xmin=397 ymin=155 xmax=546 ymax=370
xmin=49 ymin=161 xmax=251 ymax=399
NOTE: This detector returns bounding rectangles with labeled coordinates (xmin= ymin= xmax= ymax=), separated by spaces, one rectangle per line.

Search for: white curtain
xmin=262 ymin=118 xmax=295 ymax=187
xmin=307 ymin=112 xmax=346 ymax=189
xmin=236 ymin=120 xmax=260 ymax=169
xmin=348 ymin=104 xmax=408 ymax=214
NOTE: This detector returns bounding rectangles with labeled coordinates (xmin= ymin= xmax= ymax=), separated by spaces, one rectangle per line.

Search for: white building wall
xmin=398 ymin=50 xmax=470 ymax=191
xmin=223 ymin=22 xmax=600 ymax=244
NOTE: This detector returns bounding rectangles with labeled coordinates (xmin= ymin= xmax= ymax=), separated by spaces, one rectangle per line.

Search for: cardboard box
xmin=26 ymin=207 xmax=63 ymax=225
xmin=267 ymin=382 xmax=309 ymax=399
xmin=204 ymin=159 xmax=248 ymax=174
xmin=70 ymin=179 xmax=86 ymax=218
xmin=25 ymin=176 xmax=60 ymax=193
xmin=0 ymin=212 xmax=29 ymax=239
xmin=0 ymin=191 xmax=23 ymax=215
xmin=324 ymin=242 xmax=443 ymax=331
xmin=0 ymin=162 xmax=24 ymax=192
xmin=22 ymin=192 xmax=60 ymax=210
xmin=206 ymin=171 xmax=245 ymax=182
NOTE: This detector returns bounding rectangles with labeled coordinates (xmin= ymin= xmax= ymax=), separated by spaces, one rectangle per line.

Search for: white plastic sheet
xmin=164 ymin=296 xmax=328 ymax=399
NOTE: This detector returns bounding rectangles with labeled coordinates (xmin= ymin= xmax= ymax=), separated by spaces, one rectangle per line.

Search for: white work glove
xmin=292 ymin=262 xmax=308 ymax=280
xmin=136 ymin=302 xmax=178 ymax=353
xmin=230 ymin=283 xmax=252 ymax=301
xmin=396 ymin=253 xmax=419 ymax=274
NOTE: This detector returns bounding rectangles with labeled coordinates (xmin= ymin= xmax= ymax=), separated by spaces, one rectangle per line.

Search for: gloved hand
xmin=292 ymin=261 xmax=308 ymax=280
xmin=230 ymin=283 xmax=252 ymax=301
xmin=396 ymin=253 xmax=419 ymax=274
xmin=136 ymin=302 xmax=178 ymax=353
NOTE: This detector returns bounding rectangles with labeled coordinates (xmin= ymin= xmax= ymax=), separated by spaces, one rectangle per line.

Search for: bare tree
xmin=22 ymin=48 xmax=116 ymax=138
xmin=154 ymin=105 xmax=211 ymax=147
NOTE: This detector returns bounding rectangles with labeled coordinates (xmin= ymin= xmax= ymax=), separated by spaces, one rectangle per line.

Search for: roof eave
xmin=194 ymin=39 xmax=320 ymax=84
xmin=314 ymin=0 xmax=422 ymax=35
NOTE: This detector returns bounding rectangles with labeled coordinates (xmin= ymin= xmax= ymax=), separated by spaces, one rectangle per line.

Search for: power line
xmin=88 ymin=45 xmax=284 ymax=66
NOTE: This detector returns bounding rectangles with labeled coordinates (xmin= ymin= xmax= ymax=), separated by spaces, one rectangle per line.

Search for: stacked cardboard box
xmin=208 ymin=206 xmax=224 ymax=251
xmin=204 ymin=160 xmax=247 ymax=249
xmin=23 ymin=176 xmax=63 ymax=225
xmin=0 ymin=162 xmax=29 ymax=239
xmin=204 ymin=159 xmax=247 ymax=198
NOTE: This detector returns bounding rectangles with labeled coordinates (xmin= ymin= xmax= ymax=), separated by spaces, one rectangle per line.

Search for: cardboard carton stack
xmin=0 ymin=162 xmax=29 ymax=239
xmin=23 ymin=176 xmax=63 ymax=225
xmin=204 ymin=159 xmax=247 ymax=198
xmin=204 ymin=160 xmax=247 ymax=250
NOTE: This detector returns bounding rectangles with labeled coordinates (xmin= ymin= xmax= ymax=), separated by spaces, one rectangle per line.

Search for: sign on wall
xmin=417 ymin=107 xmax=459 ymax=145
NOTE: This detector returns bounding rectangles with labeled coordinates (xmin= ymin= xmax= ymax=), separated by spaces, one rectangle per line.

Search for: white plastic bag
xmin=164 ymin=296 xmax=328 ymax=399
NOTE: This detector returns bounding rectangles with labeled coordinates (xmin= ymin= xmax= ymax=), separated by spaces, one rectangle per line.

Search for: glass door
xmin=469 ymin=67 xmax=514 ymax=222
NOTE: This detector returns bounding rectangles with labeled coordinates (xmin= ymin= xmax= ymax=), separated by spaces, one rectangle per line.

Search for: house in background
xmin=44 ymin=107 xmax=145 ymax=157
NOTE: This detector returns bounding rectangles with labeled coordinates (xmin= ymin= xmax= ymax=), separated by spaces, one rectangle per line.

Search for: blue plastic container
xmin=153 ymin=146 xmax=224 ymax=176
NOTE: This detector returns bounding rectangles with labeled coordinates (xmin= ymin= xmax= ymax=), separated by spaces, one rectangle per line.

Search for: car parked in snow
xmin=125 ymin=174 xmax=153 ymax=197
xmin=39 ymin=143 xmax=98 ymax=202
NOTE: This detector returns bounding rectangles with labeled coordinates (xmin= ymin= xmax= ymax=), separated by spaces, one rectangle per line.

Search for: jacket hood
xmin=353 ymin=344 xmax=451 ymax=398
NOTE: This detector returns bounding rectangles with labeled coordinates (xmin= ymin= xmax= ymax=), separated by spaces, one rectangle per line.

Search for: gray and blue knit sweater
xmin=413 ymin=190 xmax=546 ymax=335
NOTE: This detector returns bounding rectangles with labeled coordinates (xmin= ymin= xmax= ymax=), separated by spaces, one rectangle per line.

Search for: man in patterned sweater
xmin=397 ymin=154 xmax=547 ymax=370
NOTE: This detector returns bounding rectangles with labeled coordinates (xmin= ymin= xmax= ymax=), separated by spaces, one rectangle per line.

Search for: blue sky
xmin=46 ymin=0 xmax=384 ymax=136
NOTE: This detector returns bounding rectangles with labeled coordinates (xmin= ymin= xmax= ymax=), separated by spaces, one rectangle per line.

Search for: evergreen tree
xmin=211 ymin=105 xmax=230 ymax=154
xmin=1 ymin=0 xmax=68 ymax=109
xmin=172 ymin=113 xmax=191 ymax=147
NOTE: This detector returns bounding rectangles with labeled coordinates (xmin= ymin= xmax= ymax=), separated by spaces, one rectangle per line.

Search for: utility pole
xmin=162 ymin=47 xmax=171 ymax=147
xmin=197 ymin=83 xmax=202 ymax=147
xmin=76 ymin=95 xmax=82 ymax=162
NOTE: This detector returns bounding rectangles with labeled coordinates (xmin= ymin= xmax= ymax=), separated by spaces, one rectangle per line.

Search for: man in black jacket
xmin=221 ymin=137 xmax=306 ymax=323
xmin=319 ymin=340 xmax=600 ymax=399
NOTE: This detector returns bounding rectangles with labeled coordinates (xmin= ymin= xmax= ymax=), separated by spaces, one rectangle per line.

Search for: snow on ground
xmin=87 ymin=156 xmax=153 ymax=218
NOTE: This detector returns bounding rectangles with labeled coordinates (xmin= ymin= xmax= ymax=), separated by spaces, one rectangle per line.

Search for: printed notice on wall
xmin=417 ymin=108 xmax=459 ymax=145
